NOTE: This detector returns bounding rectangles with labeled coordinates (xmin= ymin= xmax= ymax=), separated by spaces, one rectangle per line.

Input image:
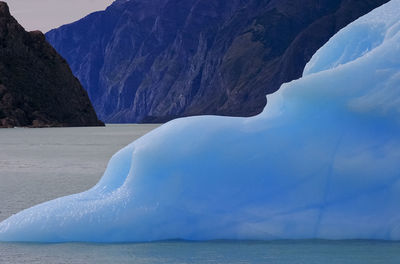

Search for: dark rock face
xmin=0 ymin=2 xmax=103 ymax=128
xmin=46 ymin=0 xmax=389 ymax=123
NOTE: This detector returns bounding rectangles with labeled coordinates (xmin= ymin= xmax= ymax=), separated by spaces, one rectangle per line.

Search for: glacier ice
xmin=1 ymin=0 xmax=400 ymax=242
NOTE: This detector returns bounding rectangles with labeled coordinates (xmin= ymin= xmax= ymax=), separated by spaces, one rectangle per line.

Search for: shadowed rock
xmin=0 ymin=1 xmax=103 ymax=128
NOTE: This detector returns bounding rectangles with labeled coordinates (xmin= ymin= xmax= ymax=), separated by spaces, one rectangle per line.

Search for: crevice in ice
xmin=314 ymin=132 xmax=345 ymax=236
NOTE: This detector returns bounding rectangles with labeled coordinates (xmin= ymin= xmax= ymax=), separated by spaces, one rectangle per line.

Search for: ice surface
xmin=1 ymin=0 xmax=400 ymax=242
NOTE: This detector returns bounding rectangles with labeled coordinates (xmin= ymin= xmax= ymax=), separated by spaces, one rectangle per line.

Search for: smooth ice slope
xmin=1 ymin=0 xmax=400 ymax=242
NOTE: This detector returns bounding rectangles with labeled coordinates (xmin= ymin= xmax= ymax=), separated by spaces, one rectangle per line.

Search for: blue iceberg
xmin=1 ymin=0 xmax=400 ymax=242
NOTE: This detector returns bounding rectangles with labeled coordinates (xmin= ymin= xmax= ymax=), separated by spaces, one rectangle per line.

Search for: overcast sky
xmin=6 ymin=0 xmax=115 ymax=32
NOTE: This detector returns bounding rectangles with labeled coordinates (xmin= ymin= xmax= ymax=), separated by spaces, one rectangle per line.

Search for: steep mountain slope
xmin=0 ymin=2 xmax=103 ymax=128
xmin=46 ymin=0 xmax=389 ymax=123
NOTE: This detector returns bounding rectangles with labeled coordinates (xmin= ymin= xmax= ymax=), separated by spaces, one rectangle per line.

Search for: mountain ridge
xmin=46 ymin=0 xmax=389 ymax=123
xmin=0 ymin=1 xmax=103 ymax=128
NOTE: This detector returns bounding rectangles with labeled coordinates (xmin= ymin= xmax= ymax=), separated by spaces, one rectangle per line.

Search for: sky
xmin=5 ymin=0 xmax=115 ymax=33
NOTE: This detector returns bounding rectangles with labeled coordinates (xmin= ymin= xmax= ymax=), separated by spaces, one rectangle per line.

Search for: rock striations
xmin=46 ymin=0 xmax=389 ymax=123
xmin=0 ymin=2 xmax=103 ymax=128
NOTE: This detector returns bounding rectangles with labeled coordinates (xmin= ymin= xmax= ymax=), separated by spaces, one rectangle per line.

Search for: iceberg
xmin=1 ymin=0 xmax=400 ymax=242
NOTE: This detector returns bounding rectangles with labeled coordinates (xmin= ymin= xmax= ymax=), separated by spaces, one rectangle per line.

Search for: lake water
xmin=1 ymin=240 xmax=399 ymax=264
xmin=0 ymin=124 xmax=159 ymax=222
xmin=0 ymin=125 xmax=399 ymax=263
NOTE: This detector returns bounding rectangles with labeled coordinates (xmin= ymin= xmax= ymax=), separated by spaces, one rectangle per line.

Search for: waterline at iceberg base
xmin=1 ymin=0 xmax=400 ymax=242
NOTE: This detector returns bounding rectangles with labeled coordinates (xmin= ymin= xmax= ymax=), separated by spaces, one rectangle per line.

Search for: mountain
xmin=0 ymin=2 xmax=103 ymax=128
xmin=46 ymin=0 xmax=389 ymax=123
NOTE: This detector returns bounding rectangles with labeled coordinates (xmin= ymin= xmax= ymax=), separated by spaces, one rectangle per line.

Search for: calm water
xmin=0 ymin=125 xmax=399 ymax=263
xmin=1 ymin=240 xmax=400 ymax=264
xmin=0 ymin=124 xmax=159 ymax=222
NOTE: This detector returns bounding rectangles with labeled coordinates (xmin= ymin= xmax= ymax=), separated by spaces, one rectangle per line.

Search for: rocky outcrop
xmin=0 ymin=2 xmax=103 ymax=128
xmin=46 ymin=0 xmax=389 ymax=123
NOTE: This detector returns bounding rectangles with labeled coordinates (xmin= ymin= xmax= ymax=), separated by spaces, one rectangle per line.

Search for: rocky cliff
xmin=0 ymin=2 xmax=103 ymax=128
xmin=46 ymin=0 xmax=389 ymax=123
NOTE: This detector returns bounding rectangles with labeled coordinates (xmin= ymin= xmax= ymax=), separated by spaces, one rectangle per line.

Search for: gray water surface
xmin=0 ymin=124 xmax=159 ymax=222
xmin=0 ymin=125 xmax=399 ymax=263
xmin=1 ymin=240 xmax=399 ymax=264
